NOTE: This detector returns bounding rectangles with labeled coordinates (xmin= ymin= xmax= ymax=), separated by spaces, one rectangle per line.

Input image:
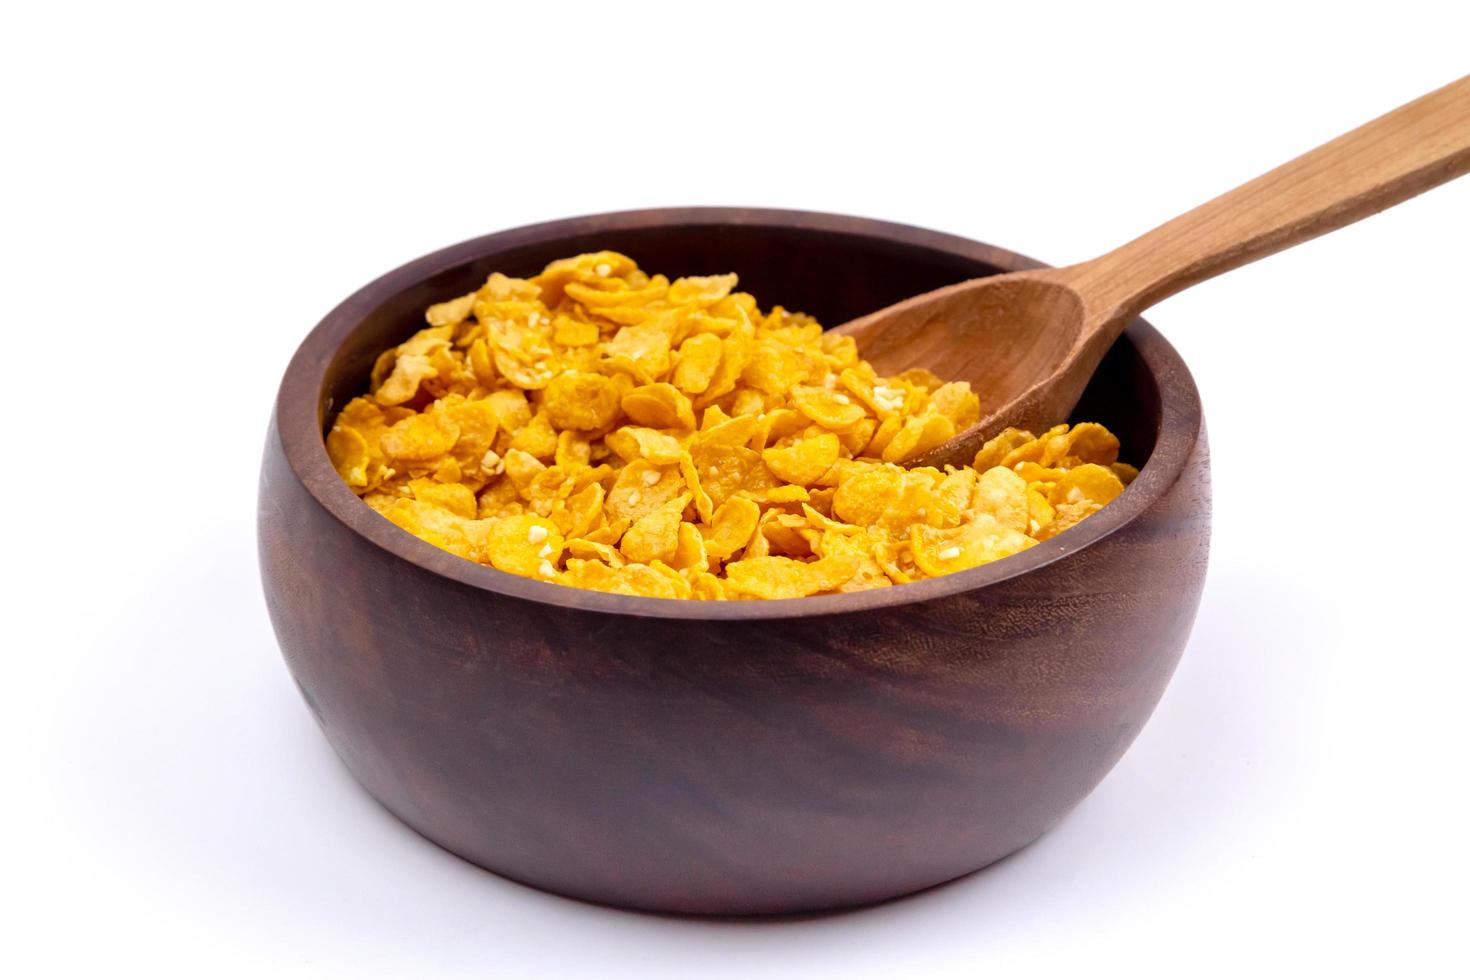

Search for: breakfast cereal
xmin=326 ymin=253 xmax=1136 ymax=599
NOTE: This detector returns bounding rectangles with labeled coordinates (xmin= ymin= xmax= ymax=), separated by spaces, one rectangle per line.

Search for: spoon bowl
xmin=835 ymin=271 xmax=1091 ymax=467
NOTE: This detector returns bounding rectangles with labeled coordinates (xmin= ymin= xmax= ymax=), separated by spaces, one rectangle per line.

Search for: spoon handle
xmin=1063 ymin=74 xmax=1470 ymax=329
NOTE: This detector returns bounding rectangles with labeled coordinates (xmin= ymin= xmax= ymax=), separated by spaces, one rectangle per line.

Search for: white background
xmin=6 ymin=3 xmax=1469 ymax=976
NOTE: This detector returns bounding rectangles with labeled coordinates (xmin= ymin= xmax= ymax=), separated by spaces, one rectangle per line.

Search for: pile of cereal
xmin=326 ymin=252 xmax=1136 ymax=599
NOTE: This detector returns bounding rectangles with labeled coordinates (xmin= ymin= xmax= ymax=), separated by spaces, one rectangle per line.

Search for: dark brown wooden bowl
xmin=258 ymin=208 xmax=1210 ymax=915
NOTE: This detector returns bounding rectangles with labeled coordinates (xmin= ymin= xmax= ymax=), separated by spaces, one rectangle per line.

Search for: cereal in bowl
xmin=327 ymin=253 xmax=1135 ymax=599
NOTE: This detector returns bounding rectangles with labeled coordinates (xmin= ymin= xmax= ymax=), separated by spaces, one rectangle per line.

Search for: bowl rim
xmin=273 ymin=207 xmax=1202 ymax=621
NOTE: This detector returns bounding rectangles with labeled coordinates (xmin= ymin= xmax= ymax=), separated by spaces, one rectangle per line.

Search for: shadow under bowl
xmin=258 ymin=208 xmax=1211 ymax=915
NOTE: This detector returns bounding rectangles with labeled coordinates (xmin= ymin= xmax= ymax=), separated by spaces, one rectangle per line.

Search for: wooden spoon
xmin=833 ymin=74 xmax=1470 ymax=469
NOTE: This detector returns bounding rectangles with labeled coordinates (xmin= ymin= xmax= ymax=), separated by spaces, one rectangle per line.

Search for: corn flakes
xmin=327 ymin=253 xmax=1136 ymax=599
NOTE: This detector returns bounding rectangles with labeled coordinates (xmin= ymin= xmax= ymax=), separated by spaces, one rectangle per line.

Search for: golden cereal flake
xmin=326 ymin=424 xmax=370 ymax=487
xmin=723 ymin=555 xmax=862 ymax=599
xmin=672 ymin=333 xmax=723 ymax=393
xmin=621 ymin=382 xmax=697 ymax=430
xmin=380 ymin=411 xmax=459 ymax=462
xmin=485 ymin=514 xmax=564 ymax=578
xmin=539 ymin=371 xmax=618 ymax=431
xmin=761 ymin=433 xmax=840 ymax=486
xmin=619 ymin=494 xmax=690 ymax=564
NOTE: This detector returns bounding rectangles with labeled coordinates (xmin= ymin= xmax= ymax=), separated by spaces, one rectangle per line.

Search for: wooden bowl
xmin=258 ymin=208 xmax=1211 ymax=915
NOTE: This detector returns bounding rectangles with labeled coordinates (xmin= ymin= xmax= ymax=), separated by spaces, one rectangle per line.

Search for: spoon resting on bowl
xmin=833 ymin=74 xmax=1470 ymax=469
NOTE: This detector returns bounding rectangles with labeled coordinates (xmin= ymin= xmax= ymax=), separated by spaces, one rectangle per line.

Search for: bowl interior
xmin=319 ymin=218 xmax=1161 ymax=466
xmin=281 ymin=209 xmax=1197 ymax=619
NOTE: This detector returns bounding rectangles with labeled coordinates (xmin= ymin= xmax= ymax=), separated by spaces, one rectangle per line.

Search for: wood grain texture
xmin=257 ymin=209 xmax=1211 ymax=914
xmin=835 ymin=73 xmax=1470 ymax=468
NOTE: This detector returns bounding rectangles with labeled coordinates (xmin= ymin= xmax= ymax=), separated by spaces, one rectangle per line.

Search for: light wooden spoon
xmin=833 ymin=74 xmax=1470 ymax=469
